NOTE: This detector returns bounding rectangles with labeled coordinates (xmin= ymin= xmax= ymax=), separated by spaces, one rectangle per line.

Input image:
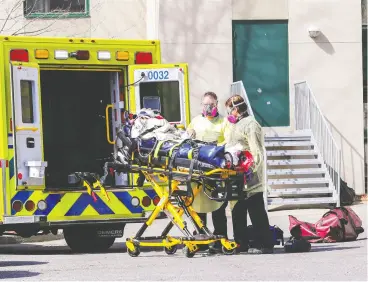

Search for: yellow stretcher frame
xmin=125 ymin=165 xmax=239 ymax=258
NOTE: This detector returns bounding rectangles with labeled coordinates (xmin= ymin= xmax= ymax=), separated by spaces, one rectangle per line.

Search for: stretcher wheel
xmin=127 ymin=246 xmax=141 ymax=257
xmin=164 ymin=245 xmax=178 ymax=255
xmin=222 ymin=246 xmax=236 ymax=255
xmin=183 ymin=246 xmax=196 ymax=258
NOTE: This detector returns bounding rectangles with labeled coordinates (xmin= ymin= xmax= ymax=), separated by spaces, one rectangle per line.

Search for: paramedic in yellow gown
xmin=186 ymin=91 xmax=229 ymax=246
xmin=222 ymin=94 xmax=274 ymax=254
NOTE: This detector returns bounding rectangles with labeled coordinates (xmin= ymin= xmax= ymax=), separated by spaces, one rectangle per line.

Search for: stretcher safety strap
xmin=153 ymin=140 xmax=165 ymax=158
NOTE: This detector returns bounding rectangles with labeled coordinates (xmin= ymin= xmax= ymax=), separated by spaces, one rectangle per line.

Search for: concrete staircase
xmin=265 ymin=130 xmax=338 ymax=206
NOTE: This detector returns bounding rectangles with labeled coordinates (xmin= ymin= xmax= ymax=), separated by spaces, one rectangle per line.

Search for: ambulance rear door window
xmin=139 ymin=81 xmax=181 ymax=122
xmin=20 ymin=80 xmax=34 ymax=123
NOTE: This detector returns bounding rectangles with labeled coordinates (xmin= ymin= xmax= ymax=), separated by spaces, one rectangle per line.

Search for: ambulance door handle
xmin=26 ymin=137 xmax=35 ymax=148
xmin=16 ymin=126 xmax=38 ymax=132
xmin=105 ymin=104 xmax=115 ymax=145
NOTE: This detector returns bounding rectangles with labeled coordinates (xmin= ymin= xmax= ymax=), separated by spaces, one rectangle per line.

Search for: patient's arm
xmin=186 ymin=128 xmax=196 ymax=138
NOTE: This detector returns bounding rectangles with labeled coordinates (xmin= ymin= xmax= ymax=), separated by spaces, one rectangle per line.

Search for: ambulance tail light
xmin=10 ymin=49 xmax=29 ymax=62
xmin=97 ymin=51 xmax=111 ymax=61
xmin=75 ymin=50 xmax=90 ymax=60
xmin=25 ymin=200 xmax=35 ymax=211
xmin=135 ymin=52 xmax=152 ymax=64
xmin=35 ymin=49 xmax=49 ymax=59
xmin=12 ymin=200 xmax=23 ymax=213
xmin=37 ymin=200 xmax=47 ymax=211
xmin=131 ymin=197 xmax=140 ymax=207
xmin=153 ymin=196 xmax=160 ymax=206
xmin=54 ymin=50 xmax=69 ymax=60
xmin=141 ymin=196 xmax=151 ymax=207
xmin=116 ymin=51 xmax=129 ymax=61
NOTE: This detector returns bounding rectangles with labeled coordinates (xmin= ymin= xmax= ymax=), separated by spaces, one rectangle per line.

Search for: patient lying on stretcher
xmin=108 ymin=109 xmax=257 ymax=183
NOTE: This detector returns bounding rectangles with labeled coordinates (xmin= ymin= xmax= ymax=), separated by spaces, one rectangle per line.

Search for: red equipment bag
xmin=289 ymin=207 xmax=364 ymax=243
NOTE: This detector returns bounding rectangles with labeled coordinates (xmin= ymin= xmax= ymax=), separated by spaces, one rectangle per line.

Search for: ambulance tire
xmin=64 ymin=228 xmax=115 ymax=253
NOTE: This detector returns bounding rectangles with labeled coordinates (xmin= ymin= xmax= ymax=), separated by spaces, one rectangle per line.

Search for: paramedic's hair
xmin=203 ymin=91 xmax=218 ymax=101
xmin=225 ymin=95 xmax=248 ymax=115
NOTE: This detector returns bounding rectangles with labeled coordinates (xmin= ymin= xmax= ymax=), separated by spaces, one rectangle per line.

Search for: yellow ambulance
xmin=0 ymin=35 xmax=190 ymax=252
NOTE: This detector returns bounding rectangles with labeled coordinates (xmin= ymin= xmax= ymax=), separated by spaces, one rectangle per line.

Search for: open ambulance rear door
xmin=127 ymin=64 xmax=190 ymax=128
xmin=126 ymin=64 xmax=191 ymax=187
xmin=10 ymin=62 xmax=47 ymax=190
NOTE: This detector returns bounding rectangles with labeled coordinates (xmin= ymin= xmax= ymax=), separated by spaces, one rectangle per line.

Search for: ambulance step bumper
xmin=48 ymin=217 xmax=148 ymax=227
xmin=2 ymin=212 xmax=166 ymax=227
xmin=3 ymin=215 xmax=47 ymax=225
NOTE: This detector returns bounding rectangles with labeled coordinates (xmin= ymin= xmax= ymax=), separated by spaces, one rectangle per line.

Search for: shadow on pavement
xmin=0 ymin=241 xmax=363 ymax=257
xmin=0 ymin=261 xmax=48 ymax=267
xmin=0 ymin=271 xmax=40 ymax=279
xmin=0 ymin=242 xmax=164 ymax=255
xmin=309 ymin=245 xmax=361 ymax=252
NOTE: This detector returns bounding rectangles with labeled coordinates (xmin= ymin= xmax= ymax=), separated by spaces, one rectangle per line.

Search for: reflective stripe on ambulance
xmin=8 ymin=133 xmax=13 ymax=149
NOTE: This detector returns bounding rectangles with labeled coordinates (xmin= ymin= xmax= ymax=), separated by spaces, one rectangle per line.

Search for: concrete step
xmin=268 ymin=178 xmax=330 ymax=185
xmin=267 ymin=159 xmax=322 ymax=166
xmin=267 ymin=197 xmax=337 ymax=205
xmin=267 ymin=168 xmax=327 ymax=176
xmin=268 ymin=187 xmax=333 ymax=197
xmin=264 ymin=141 xmax=315 ymax=147
xmin=265 ymin=132 xmax=312 ymax=142
xmin=266 ymin=150 xmax=318 ymax=157
xmin=265 ymin=130 xmax=312 ymax=138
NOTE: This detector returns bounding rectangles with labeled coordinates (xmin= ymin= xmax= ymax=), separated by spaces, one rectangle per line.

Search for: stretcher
xmin=97 ymin=120 xmax=255 ymax=258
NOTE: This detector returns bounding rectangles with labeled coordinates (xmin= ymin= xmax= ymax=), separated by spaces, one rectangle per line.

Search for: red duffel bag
xmin=289 ymin=207 xmax=364 ymax=243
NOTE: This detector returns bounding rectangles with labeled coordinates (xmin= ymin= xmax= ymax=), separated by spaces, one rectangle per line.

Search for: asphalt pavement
xmin=0 ymin=203 xmax=367 ymax=281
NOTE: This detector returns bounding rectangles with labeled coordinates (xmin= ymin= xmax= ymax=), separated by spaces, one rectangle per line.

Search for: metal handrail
xmin=262 ymin=147 xmax=268 ymax=211
xmin=294 ymin=81 xmax=341 ymax=206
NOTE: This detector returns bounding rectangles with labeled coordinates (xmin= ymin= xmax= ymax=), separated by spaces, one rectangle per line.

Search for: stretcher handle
xmin=105 ymin=104 xmax=115 ymax=145
xmin=203 ymin=168 xmax=237 ymax=177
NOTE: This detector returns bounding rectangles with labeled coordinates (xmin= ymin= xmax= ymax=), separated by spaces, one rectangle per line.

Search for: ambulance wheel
xmin=183 ymin=246 xmax=196 ymax=258
xmin=64 ymin=228 xmax=115 ymax=253
xmin=127 ymin=246 xmax=141 ymax=257
xmin=222 ymin=246 xmax=236 ymax=255
xmin=164 ymin=245 xmax=178 ymax=255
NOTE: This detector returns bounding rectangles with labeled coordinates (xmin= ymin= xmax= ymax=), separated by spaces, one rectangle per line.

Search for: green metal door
xmin=233 ymin=20 xmax=290 ymax=127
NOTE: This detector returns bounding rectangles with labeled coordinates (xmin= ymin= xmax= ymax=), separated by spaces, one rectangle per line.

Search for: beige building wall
xmin=159 ymin=0 xmax=233 ymax=116
xmin=0 ymin=0 xmax=146 ymax=39
xmin=0 ymin=0 xmax=364 ymax=194
xmin=287 ymin=0 xmax=364 ymax=195
xmin=160 ymin=0 xmax=365 ymax=194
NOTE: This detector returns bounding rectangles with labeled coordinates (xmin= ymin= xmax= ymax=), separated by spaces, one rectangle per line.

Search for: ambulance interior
xmin=40 ymin=70 xmax=182 ymax=189
xmin=40 ymin=70 xmax=114 ymax=188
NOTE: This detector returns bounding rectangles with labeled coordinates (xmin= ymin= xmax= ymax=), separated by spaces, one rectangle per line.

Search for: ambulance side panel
xmin=0 ymin=40 xmax=8 ymax=220
xmin=0 ymin=36 xmax=165 ymax=226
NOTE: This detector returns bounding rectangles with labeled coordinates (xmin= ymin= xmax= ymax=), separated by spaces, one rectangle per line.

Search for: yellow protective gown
xmin=186 ymin=115 xmax=226 ymax=144
xmin=186 ymin=114 xmax=228 ymax=213
xmin=223 ymin=116 xmax=265 ymax=210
